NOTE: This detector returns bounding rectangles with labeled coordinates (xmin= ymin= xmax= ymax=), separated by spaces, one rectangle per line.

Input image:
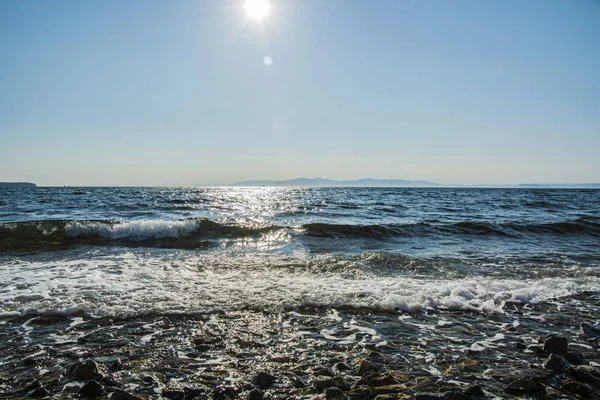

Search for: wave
xmin=1 ymin=217 xmax=599 ymax=251
xmin=303 ymin=218 xmax=600 ymax=239
xmin=0 ymin=218 xmax=273 ymax=250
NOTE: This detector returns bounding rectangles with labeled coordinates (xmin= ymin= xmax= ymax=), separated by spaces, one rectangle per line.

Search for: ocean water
xmin=2 ymin=187 xmax=599 ymax=317
xmin=1 ymin=187 xmax=599 ymax=398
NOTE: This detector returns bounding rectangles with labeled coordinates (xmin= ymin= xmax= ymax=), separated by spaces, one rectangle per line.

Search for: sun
xmin=244 ymin=0 xmax=270 ymax=21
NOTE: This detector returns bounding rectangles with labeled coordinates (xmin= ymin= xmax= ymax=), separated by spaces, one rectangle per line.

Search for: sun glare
xmin=245 ymin=0 xmax=270 ymax=21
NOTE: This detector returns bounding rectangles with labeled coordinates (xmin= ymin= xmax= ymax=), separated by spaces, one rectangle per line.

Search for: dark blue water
xmin=0 ymin=187 xmax=599 ymax=317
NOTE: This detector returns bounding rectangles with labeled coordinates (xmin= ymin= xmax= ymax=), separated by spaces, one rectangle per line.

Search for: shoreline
xmin=2 ymin=293 xmax=599 ymax=399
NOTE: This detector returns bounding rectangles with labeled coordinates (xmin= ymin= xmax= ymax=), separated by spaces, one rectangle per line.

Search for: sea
xmin=1 ymin=186 xmax=599 ymax=398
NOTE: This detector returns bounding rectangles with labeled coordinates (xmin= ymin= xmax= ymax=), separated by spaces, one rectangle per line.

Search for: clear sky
xmin=1 ymin=0 xmax=599 ymax=186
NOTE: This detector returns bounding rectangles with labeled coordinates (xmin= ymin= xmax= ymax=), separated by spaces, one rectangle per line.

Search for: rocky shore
xmin=1 ymin=293 xmax=599 ymax=399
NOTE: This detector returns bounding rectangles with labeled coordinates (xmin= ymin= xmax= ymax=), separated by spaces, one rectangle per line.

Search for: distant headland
xmin=0 ymin=182 xmax=37 ymax=188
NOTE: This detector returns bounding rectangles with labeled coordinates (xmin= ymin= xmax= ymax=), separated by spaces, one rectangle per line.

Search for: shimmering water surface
xmin=1 ymin=187 xmax=599 ymax=398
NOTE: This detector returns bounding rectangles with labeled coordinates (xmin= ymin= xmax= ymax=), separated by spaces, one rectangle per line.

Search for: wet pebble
xmin=78 ymin=380 xmax=103 ymax=397
xmin=111 ymin=388 xmax=143 ymax=400
xmin=253 ymin=372 xmax=275 ymax=389
xmin=543 ymin=335 xmax=568 ymax=354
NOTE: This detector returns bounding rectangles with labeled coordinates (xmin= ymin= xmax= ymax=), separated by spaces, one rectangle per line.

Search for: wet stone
xmin=543 ymin=353 xmax=571 ymax=372
xmin=314 ymin=367 xmax=335 ymax=377
xmin=443 ymin=391 xmax=472 ymax=400
xmin=325 ymin=387 xmax=348 ymax=399
xmin=355 ymin=372 xmax=396 ymax=387
xmin=253 ymin=372 xmax=275 ymax=389
xmin=335 ymin=362 xmax=352 ymax=372
xmin=314 ymin=377 xmax=335 ymax=390
xmin=580 ymin=322 xmax=600 ymax=339
xmin=503 ymin=377 xmax=545 ymax=396
xmin=564 ymin=351 xmax=587 ymax=365
xmin=248 ymin=388 xmax=264 ymax=400
xmin=78 ymin=380 xmax=103 ymax=397
xmin=568 ymin=365 xmax=600 ymax=387
xmin=67 ymin=360 xmax=105 ymax=380
xmin=414 ymin=394 xmax=444 ymax=400
xmin=111 ymin=388 xmax=143 ymax=400
xmin=560 ymin=380 xmax=595 ymax=397
xmin=543 ymin=336 xmax=568 ymax=354
xmin=463 ymin=385 xmax=484 ymax=397
xmin=357 ymin=359 xmax=377 ymax=375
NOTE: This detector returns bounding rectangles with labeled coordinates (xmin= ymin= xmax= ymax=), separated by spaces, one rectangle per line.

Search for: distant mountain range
xmin=233 ymin=178 xmax=443 ymax=187
xmin=0 ymin=182 xmax=37 ymax=188
xmin=231 ymin=178 xmax=600 ymax=188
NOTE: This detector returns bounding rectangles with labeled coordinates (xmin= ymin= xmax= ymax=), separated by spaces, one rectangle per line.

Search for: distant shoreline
xmin=0 ymin=182 xmax=37 ymax=188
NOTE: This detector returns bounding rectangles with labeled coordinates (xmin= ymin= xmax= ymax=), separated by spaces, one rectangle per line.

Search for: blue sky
xmin=1 ymin=0 xmax=599 ymax=185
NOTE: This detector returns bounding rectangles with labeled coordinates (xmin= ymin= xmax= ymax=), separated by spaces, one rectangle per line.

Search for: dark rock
xmin=325 ymin=387 xmax=348 ymax=400
xmin=314 ymin=377 xmax=335 ymax=390
xmin=415 ymin=394 xmax=444 ymax=400
xmin=314 ymin=367 xmax=335 ymax=377
xmin=28 ymin=384 xmax=50 ymax=398
xmin=355 ymin=372 xmax=396 ymax=387
xmin=543 ymin=353 xmax=571 ymax=372
xmin=67 ymin=360 xmax=104 ymax=380
xmin=358 ymin=359 xmax=377 ymax=375
xmin=464 ymin=385 xmax=484 ymax=397
xmin=443 ymin=391 xmax=471 ymax=400
xmin=78 ymin=380 xmax=103 ymax=397
xmin=372 ymin=384 xmax=409 ymax=395
xmin=248 ymin=388 xmax=264 ymax=400
xmin=564 ymin=351 xmax=588 ymax=365
xmin=580 ymin=322 xmax=600 ymax=338
xmin=335 ymin=362 xmax=352 ymax=371
xmin=332 ymin=376 xmax=350 ymax=391
xmin=213 ymin=386 xmax=237 ymax=400
xmin=253 ymin=372 xmax=275 ymax=389
xmin=560 ymin=380 xmax=594 ymax=397
xmin=543 ymin=336 xmax=568 ymax=354
xmin=568 ymin=365 xmax=600 ymax=387
xmin=107 ymin=359 xmax=125 ymax=372
xmin=111 ymin=389 xmax=143 ymax=400
xmin=504 ymin=377 xmax=545 ymax=396
xmin=291 ymin=377 xmax=307 ymax=388
xmin=162 ymin=388 xmax=185 ymax=400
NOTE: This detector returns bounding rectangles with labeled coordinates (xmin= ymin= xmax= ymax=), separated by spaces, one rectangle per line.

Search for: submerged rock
xmin=580 ymin=322 xmax=600 ymax=339
xmin=543 ymin=336 xmax=568 ymax=354
xmin=463 ymin=385 xmax=484 ymax=397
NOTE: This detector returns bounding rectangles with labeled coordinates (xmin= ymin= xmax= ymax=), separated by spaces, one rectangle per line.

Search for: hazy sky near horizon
xmin=1 ymin=0 xmax=599 ymax=186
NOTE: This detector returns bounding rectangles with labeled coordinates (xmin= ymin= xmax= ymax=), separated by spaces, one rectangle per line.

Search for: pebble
xmin=543 ymin=336 xmax=568 ymax=354
xmin=325 ymin=387 xmax=347 ymax=399
xmin=542 ymin=353 xmax=571 ymax=372
xmin=253 ymin=372 xmax=275 ymax=389
xmin=503 ymin=377 xmax=545 ymax=396
xmin=67 ymin=360 xmax=104 ymax=380
xmin=248 ymin=388 xmax=264 ymax=400
xmin=358 ymin=359 xmax=378 ymax=375
xmin=111 ymin=389 xmax=143 ymax=400
xmin=78 ymin=380 xmax=103 ymax=397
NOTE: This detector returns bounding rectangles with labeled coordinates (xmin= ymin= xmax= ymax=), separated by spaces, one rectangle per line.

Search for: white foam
xmin=65 ymin=219 xmax=200 ymax=240
xmin=0 ymin=252 xmax=598 ymax=318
